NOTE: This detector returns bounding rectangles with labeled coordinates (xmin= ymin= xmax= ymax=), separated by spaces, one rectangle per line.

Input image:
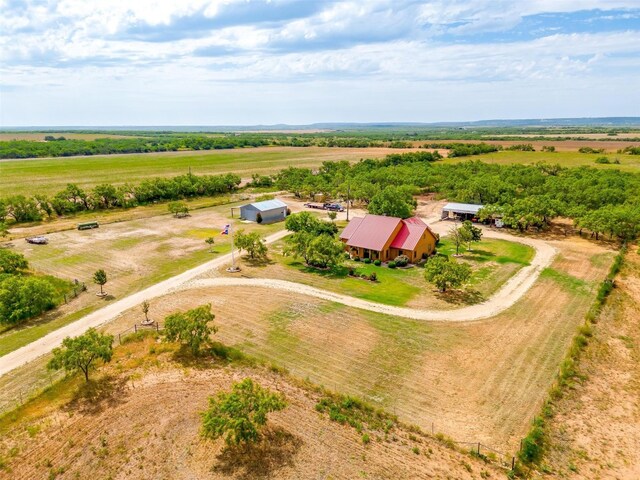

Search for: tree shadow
xmin=64 ymin=374 xmax=130 ymax=414
xmin=440 ymin=288 xmax=485 ymax=305
xmin=243 ymin=256 xmax=276 ymax=268
xmin=212 ymin=428 xmax=302 ymax=480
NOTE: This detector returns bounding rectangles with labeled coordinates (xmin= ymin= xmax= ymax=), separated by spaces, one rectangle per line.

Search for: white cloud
xmin=0 ymin=0 xmax=639 ymax=124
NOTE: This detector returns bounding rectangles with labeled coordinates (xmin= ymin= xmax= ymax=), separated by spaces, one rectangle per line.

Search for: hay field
xmin=0 ymin=146 xmax=406 ymax=197
xmin=443 ymin=150 xmax=640 ymax=171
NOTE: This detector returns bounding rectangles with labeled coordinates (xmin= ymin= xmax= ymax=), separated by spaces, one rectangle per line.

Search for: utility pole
xmin=227 ymin=222 xmax=240 ymax=272
xmin=346 ymin=179 xmax=351 ymax=221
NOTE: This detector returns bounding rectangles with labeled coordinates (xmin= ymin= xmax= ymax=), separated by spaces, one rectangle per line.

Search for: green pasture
xmin=444 ymin=150 xmax=640 ymax=170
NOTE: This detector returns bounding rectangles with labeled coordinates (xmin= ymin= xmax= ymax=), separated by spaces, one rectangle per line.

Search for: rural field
xmin=0 ymin=336 xmax=505 ymax=480
xmin=0 ymin=197 xmax=298 ymax=359
xmin=84 ymin=233 xmax=611 ymax=454
xmin=0 ymin=146 xmax=409 ymax=197
xmin=540 ymin=248 xmax=640 ymax=479
xmin=446 ymin=149 xmax=640 ymax=171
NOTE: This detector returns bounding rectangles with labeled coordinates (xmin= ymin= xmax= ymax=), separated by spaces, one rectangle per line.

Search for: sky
xmin=1 ymin=0 xmax=639 ymax=126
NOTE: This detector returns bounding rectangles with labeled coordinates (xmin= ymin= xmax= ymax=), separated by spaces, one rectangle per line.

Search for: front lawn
xmin=234 ymin=236 xmax=535 ymax=309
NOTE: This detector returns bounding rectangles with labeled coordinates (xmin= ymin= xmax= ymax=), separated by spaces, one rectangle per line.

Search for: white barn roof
xmin=246 ymin=199 xmax=287 ymax=211
xmin=442 ymin=202 xmax=483 ymax=215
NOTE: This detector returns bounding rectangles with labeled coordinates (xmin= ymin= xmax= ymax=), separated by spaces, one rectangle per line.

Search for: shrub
xmin=363 ymin=258 xmax=372 ymax=264
xmin=394 ymin=255 xmax=409 ymax=267
xmin=344 ymin=252 xmax=351 ymax=259
xmin=595 ymin=156 xmax=610 ymax=164
xmin=374 ymin=259 xmax=381 ymax=266
xmin=369 ymin=272 xmax=377 ymax=282
xmin=388 ymin=261 xmax=397 ymax=269
xmin=362 ymin=433 xmax=370 ymax=444
xmin=256 ymin=212 xmax=263 ymax=224
xmin=348 ymin=267 xmax=355 ymax=276
xmin=354 ymin=256 xmax=360 ymax=262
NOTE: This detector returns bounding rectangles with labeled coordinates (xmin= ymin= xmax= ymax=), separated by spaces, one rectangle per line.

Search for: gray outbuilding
xmin=239 ymin=199 xmax=288 ymax=224
xmin=441 ymin=202 xmax=484 ymax=221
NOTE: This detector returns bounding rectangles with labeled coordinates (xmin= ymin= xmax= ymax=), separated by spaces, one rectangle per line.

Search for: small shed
xmin=441 ymin=202 xmax=484 ymax=221
xmin=239 ymin=199 xmax=288 ymax=224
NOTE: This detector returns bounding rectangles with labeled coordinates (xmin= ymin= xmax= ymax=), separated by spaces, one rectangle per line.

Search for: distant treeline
xmin=0 ymin=173 xmax=241 ymax=223
xmin=2 ymin=130 xmax=640 ymax=159
xmin=423 ymin=142 xmax=502 ymax=157
xmin=0 ymin=136 xmax=271 ymax=159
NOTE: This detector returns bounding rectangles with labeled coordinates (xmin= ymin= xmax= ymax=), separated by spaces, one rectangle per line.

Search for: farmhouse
xmin=441 ymin=202 xmax=483 ymax=221
xmin=340 ymin=214 xmax=437 ymax=263
xmin=239 ymin=199 xmax=288 ymax=223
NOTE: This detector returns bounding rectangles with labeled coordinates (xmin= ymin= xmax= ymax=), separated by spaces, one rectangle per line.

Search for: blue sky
xmin=1 ymin=0 xmax=639 ymax=126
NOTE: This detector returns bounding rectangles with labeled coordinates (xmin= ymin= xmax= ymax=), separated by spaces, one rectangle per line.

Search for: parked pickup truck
xmin=303 ymin=202 xmax=345 ymax=212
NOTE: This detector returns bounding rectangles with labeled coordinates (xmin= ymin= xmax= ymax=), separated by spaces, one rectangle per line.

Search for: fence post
xmin=477 ymin=442 xmax=480 ymax=455
xmin=156 ymin=322 xmax=159 ymax=332
xmin=511 ymin=456 xmax=515 ymax=470
xmin=119 ymin=333 xmax=122 ymax=344
xmin=63 ymin=294 xmax=67 ymax=304
xmin=519 ymin=439 xmax=523 ymax=452
xmin=134 ymin=324 xmax=137 ymax=333
xmin=431 ymin=422 xmax=434 ymax=435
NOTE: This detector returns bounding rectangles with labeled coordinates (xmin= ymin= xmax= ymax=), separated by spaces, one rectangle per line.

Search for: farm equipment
xmin=26 ymin=236 xmax=48 ymax=245
xmin=78 ymin=221 xmax=99 ymax=230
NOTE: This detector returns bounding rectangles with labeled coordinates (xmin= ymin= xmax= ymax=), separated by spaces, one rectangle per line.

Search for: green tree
xmin=448 ymin=225 xmax=466 ymax=256
xmin=327 ymin=211 xmax=337 ymax=222
xmin=0 ymin=277 xmax=56 ymax=325
xmin=460 ymin=221 xmax=483 ymax=251
xmin=142 ymin=300 xmax=150 ymax=322
xmin=201 ymin=378 xmax=287 ymax=446
xmin=283 ymin=230 xmax=314 ymax=264
xmin=168 ymin=201 xmax=189 ymax=217
xmin=0 ymin=249 xmax=29 ymax=274
xmin=424 ymin=256 xmax=472 ymax=292
xmin=205 ymin=236 xmax=215 ymax=252
xmin=163 ymin=304 xmax=217 ymax=356
xmin=0 ymin=222 xmax=8 ymax=238
xmin=93 ymin=269 xmax=107 ymax=295
xmin=367 ymin=185 xmax=416 ymax=218
xmin=306 ymin=234 xmax=345 ymax=269
xmin=47 ymin=328 xmax=114 ymax=382
xmin=235 ymin=230 xmax=268 ymax=260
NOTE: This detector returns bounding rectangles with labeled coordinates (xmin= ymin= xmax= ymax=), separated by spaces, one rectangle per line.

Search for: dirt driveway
xmin=0 ymin=216 xmax=555 ymax=377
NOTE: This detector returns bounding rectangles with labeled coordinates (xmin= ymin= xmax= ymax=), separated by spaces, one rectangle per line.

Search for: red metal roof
xmin=339 ymin=216 xmax=363 ymax=240
xmin=390 ymin=217 xmax=428 ymax=251
xmin=344 ymin=214 xmax=401 ymax=251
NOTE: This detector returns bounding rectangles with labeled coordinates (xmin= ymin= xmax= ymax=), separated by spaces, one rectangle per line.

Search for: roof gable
xmin=246 ymin=199 xmax=288 ymax=211
xmin=339 ymin=217 xmax=363 ymax=240
xmin=390 ymin=217 xmax=430 ymax=251
xmin=345 ymin=214 xmax=401 ymax=251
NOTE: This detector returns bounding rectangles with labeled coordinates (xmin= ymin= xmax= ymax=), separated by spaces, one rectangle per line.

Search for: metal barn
xmin=239 ymin=199 xmax=288 ymax=224
xmin=441 ymin=202 xmax=484 ymax=221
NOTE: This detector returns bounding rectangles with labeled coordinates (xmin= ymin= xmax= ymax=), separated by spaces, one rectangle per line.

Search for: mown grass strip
xmin=515 ymin=244 xmax=627 ymax=475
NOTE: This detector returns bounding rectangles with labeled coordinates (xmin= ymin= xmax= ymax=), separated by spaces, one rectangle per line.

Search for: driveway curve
xmin=0 ymin=222 xmax=556 ymax=377
xmin=185 ymin=229 xmax=556 ymax=322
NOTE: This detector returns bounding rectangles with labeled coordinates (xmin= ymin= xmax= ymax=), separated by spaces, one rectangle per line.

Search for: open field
xmin=0 ymin=133 xmax=139 ymax=141
xmin=444 ymin=150 xmax=640 ymax=171
xmin=80 ymin=234 xmax=615 ymax=453
xmin=541 ymin=247 xmax=640 ymax=479
xmin=0 ymin=198 xmax=293 ymax=357
xmin=0 ymin=146 xmax=409 ymax=197
xmin=0 ymin=337 xmax=504 ymax=480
